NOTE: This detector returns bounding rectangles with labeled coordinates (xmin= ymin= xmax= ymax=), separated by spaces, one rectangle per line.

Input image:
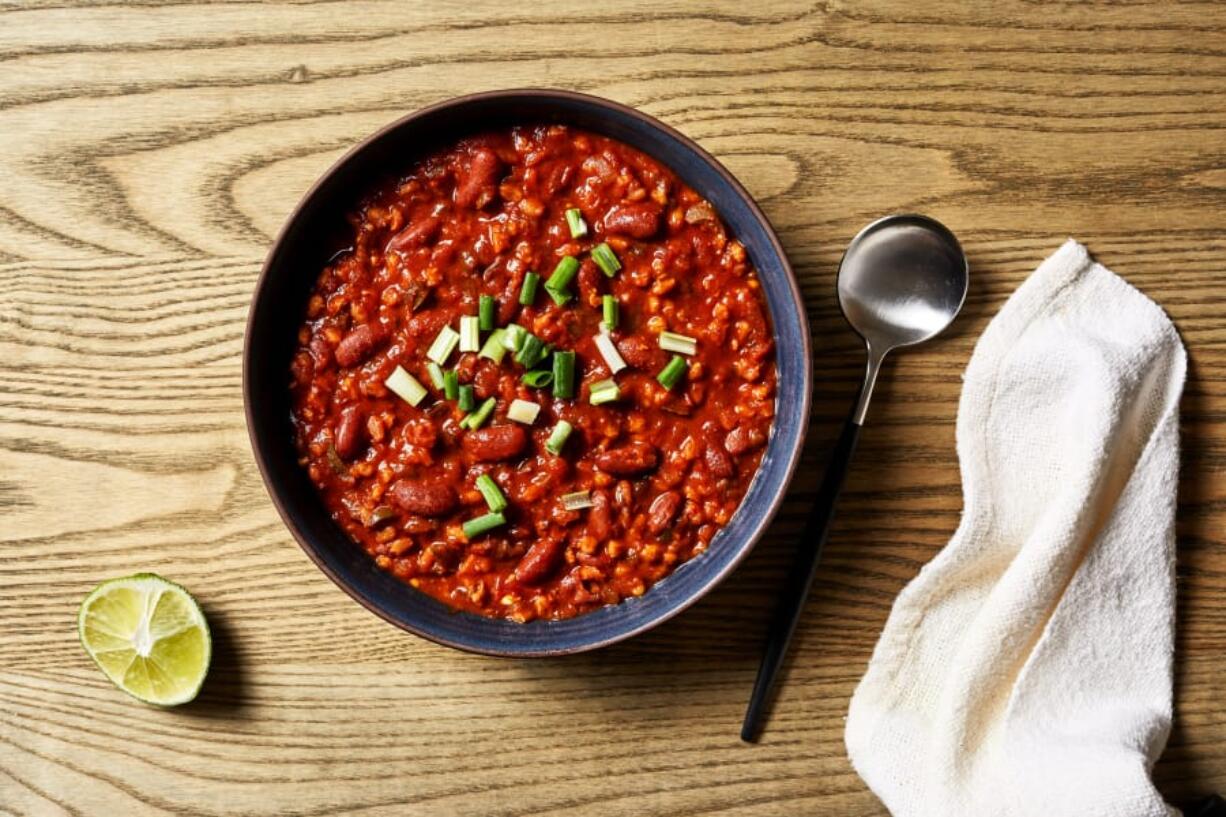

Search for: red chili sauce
xmin=289 ymin=125 xmax=776 ymax=622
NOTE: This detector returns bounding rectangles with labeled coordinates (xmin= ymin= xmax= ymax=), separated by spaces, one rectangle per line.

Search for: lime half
xmin=78 ymin=573 xmax=211 ymax=706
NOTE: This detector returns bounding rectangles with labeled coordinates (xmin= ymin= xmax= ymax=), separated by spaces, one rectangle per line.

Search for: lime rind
xmin=78 ymin=573 xmax=212 ymax=706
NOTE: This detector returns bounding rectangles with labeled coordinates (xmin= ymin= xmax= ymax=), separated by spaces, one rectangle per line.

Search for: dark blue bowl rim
xmin=243 ymin=88 xmax=812 ymax=656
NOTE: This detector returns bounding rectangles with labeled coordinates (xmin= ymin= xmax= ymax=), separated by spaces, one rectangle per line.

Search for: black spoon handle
xmin=741 ymin=413 xmax=862 ymax=742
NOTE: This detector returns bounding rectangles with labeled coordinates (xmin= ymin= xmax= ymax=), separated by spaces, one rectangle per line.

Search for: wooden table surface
xmin=3 ymin=2 xmax=1224 ymax=815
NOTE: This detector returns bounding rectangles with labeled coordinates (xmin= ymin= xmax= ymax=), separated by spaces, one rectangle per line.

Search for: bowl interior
xmin=245 ymin=91 xmax=811 ymax=656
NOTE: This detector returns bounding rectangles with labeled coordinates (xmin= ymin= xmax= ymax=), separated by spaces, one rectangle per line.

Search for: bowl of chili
xmin=244 ymin=89 xmax=811 ymax=656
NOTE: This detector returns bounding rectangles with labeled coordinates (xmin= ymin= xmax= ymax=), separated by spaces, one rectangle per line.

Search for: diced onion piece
xmin=459 ymin=315 xmax=480 ymax=352
xmin=507 ymin=398 xmax=540 ymax=425
xmin=560 ymin=490 xmax=594 ymax=511
xmin=427 ymin=325 xmax=460 ymax=364
xmin=588 ymin=378 xmax=620 ymax=405
xmin=545 ymin=420 xmax=573 ymax=455
xmin=659 ymin=330 xmax=697 ymax=356
xmin=594 ymin=332 xmax=627 ymax=374
xmin=479 ymin=328 xmax=508 ymax=363
xmin=385 ymin=365 xmax=427 ymax=406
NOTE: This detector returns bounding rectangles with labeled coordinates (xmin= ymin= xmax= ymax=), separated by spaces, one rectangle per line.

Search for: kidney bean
xmin=647 ymin=491 xmax=682 ymax=534
xmin=309 ymin=333 xmax=332 ymax=369
xmin=512 ymin=534 xmax=564 ymax=585
xmin=462 ymin=425 xmax=528 ymax=463
xmin=704 ymin=442 xmax=735 ymax=478
xmin=616 ymin=335 xmax=665 ymax=370
xmin=577 ymin=259 xmax=603 ymax=305
xmin=334 ymin=323 xmax=381 ymax=367
xmin=602 ymin=202 xmax=660 ymax=238
xmin=595 ymin=441 xmax=659 ymax=476
xmin=588 ymin=489 xmax=612 ymax=540
xmin=454 ymin=147 xmax=502 ymax=209
xmin=389 ymin=479 xmax=458 ymax=517
xmin=385 ymin=215 xmax=440 ymax=253
xmin=334 ymin=405 xmax=365 ymax=459
xmin=724 ymin=424 xmax=767 ymax=456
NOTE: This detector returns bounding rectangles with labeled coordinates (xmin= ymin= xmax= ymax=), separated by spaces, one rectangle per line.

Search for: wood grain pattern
xmin=2 ymin=1 xmax=1225 ymax=814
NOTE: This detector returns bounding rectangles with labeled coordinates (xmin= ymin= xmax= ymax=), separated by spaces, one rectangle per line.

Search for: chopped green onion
xmin=479 ymin=295 xmax=496 ymax=331
xmin=479 ymin=328 xmax=508 ymax=363
xmin=659 ymin=330 xmax=698 ymax=356
xmin=460 ymin=397 xmax=496 ymax=430
xmin=560 ymin=489 xmax=593 ymax=510
xmin=588 ymin=378 xmax=620 ymax=405
xmin=594 ymin=333 xmax=627 ymax=374
xmin=552 ymin=350 xmax=576 ymax=399
xmin=519 ymin=272 xmax=540 ymax=305
xmin=503 ymin=323 xmax=527 ymax=352
xmin=458 ymin=384 xmax=475 ymax=412
xmin=602 ymin=295 xmax=619 ymax=330
xmin=385 ymin=365 xmax=427 ymax=406
xmin=591 ymin=243 xmax=621 ymax=277
xmin=514 ymin=334 xmax=547 ymax=368
xmin=462 ymin=511 xmax=506 ymax=540
xmin=544 ymin=256 xmax=580 ymax=304
xmin=507 ymin=398 xmax=540 ymax=425
xmin=426 ymin=361 xmax=445 ymax=390
xmin=545 ymin=420 xmax=573 ymax=455
xmin=657 ymin=355 xmax=688 ymax=391
xmin=459 ymin=315 xmax=480 ymax=353
xmin=368 ymin=505 xmax=396 ymax=526
xmin=565 ymin=208 xmax=588 ymax=238
xmin=443 ymin=369 xmax=459 ymax=400
xmin=522 ymin=369 xmax=554 ymax=388
xmin=475 ymin=474 xmax=507 ymax=513
xmin=427 ymin=325 xmax=460 ymax=364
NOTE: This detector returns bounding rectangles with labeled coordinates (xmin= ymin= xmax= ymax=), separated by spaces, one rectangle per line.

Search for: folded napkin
xmin=845 ymin=240 xmax=1186 ymax=817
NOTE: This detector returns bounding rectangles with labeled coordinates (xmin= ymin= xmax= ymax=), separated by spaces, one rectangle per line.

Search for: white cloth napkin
xmin=844 ymin=240 xmax=1186 ymax=817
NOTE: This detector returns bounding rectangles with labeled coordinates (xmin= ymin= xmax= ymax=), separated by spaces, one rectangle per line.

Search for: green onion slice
xmin=545 ymin=420 xmax=573 ymax=456
xmin=443 ymin=369 xmax=459 ymax=401
xmin=503 ymin=323 xmax=527 ymax=352
xmin=519 ymin=272 xmax=540 ymax=306
xmin=659 ymin=330 xmax=697 ymax=356
xmin=460 ymin=397 xmax=496 ymax=430
xmin=602 ymin=295 xmax=619 ymax=330
xmin=552 ymin=350 xmax=576 ymax=399
xmin=459 ymin=315 xmax=480 ymax=353
xmin=478 ymin=295 xmax=496 ymax=331
xmin=426 ymin=325 xmax=461 ymax=365
xmin=462 ymin=511 xmax=506 ymax=540
xmin=560 ymin=490 xmax=594 ymax=511
xmin=522 ymin=369 xmax=554 ymax=388
xmin=475 ymin=474 xmax=507 ymax=513
xmin=458 ymin=384 xmax=475 ymax=412
xmin=385 ymin=365 xmax=427 ymax=407
xmin=426 ymin=361 xmax=445 ymax=390
xmin=588 ymin=378 xmax=620 ymax=406
xmin=591 ymin=243 xmax=621 ymax=277
xmin=514 ymin=334 xmax=547 ymax=368
xmin=565 ymin=208 xmax=588 ymax=238
xmin=657 ymin=355 xmax=688 ymax=391
xmin=479 ymin=328 xmax=508 ymax=363
xmin=544 ymin=256 xmax=580 ymax=304
xmin=594 ymin=333 xmax=626 ymax=374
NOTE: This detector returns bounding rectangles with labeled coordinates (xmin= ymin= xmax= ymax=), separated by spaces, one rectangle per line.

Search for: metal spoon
xmin=741 ymin=214 xmax=969 ymax=742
